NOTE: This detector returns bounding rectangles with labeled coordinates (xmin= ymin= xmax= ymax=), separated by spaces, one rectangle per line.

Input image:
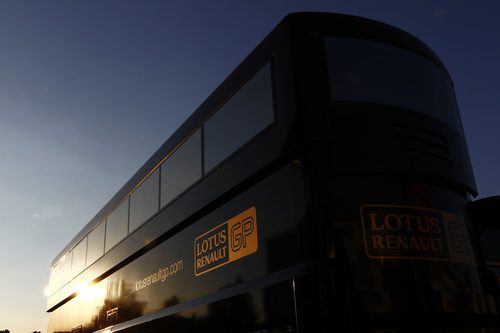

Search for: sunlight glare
xmin=79 ymin=283 xmax=105 ymax=302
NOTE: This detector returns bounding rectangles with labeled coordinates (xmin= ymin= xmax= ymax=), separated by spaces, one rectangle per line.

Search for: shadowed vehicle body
xmin=47 ymin=12 xmax=500 ymax=333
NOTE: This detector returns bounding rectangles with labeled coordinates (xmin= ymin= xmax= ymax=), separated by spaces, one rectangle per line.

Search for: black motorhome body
xmin=47 ymin=12 xmax=498 ymax=333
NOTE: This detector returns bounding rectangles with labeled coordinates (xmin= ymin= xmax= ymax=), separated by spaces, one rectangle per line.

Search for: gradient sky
xmin=0 ymin=1 xmax=498 ymax=332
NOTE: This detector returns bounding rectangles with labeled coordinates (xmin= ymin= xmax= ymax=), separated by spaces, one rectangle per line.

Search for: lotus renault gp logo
xmin=231 ymin=217 xmax=255 ymax=252
xmin=360 ymin=204 xmax=475 ymax=265
xmin=194 ymin=207 xmax=258 ymax=276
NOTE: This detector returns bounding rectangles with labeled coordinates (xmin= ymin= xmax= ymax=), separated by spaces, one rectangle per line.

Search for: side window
xmin=324 ymin=37 xmax=461 ymax=130
xmin=105 ymin=198 xmax=129 ymax=252
xmin=86 ymin=221 xmax=105 ymax=266
xmin=481 ymin=230 xmax=500 ymax=264
xmin=49 ymin=263 xmax=60 ymax=294
xmin=204 ymin=62 xmax=274 ymax=171
xmin=71 ymin=238 xmax=87 ymax=277
xmin=48 ymin=266 xmax=55 ymax=295
xmin=161 ymin=129 xmax=202 ymax=207
xmin=58 ymin=251 xmax=72 ymax=288
xmin=129 ymin=169 xmax=160 ymax=233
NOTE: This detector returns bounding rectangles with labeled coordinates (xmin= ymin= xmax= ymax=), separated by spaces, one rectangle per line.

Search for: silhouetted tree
xmin=89 ymin=279 xmax=146 ymax=330
xmin=204 ymin=276 xmax=258 ymax=332
xmin=163 ymin=295 xmax=181 ymax=308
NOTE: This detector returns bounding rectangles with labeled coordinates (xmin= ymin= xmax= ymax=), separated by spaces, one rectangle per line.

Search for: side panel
xmin=327 ymin=176 xmax=494 ymax=330
xmin=117 ymin=281 xmax=296 ymax=333
xmin=48 ymin=163 xmax=306 ymax=333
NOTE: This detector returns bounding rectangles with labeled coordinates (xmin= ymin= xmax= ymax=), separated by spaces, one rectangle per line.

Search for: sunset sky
xmin=0 ymin=1 xmax=499 ymax=332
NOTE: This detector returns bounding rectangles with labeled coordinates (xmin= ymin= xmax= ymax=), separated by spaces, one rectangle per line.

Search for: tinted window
xmin=86 ymin=221 xmax=105 ymax=266
xmin=59 ymin=251 xmax=72 ymax=286
xmin=204 ymin=63 xmax=274 ymax=171
xmin=105 ymin=198 xmax=129 ymax=252
xmin=325 ymin=38 xmax=461 ymax=130
xmin=71 ymin=238 xmax=87 ymax=277
xmin=481 ymin=230 xmax=500 ymax=263
xmin=49 ymin=263 xmax=60 ymax=293
xmin=129 ymin=169 xmax=159 ymax=232
xmin=161 ymin=129 xmax=202 ymax=207
xmin=48 ymin=266 xmax=56 ymax=294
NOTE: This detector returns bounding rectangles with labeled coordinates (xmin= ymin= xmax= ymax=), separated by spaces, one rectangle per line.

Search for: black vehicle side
xmin=47 ymin=12 xmax=496 ymax=333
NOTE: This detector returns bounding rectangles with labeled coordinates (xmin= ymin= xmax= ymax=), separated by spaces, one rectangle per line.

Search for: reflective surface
xmin=129 ymin=169 xmax=159 ymax=233
xmin=120 ymin=281 xmax=296 ymax=333
xmin=105 ymin=199 xmax=129 ymax=252
xmin=71 ymin=238 xmax=87 ymax=278
xmin=48 ymin=164 xmax=305 ymax=332
xmin=58 ymin=253 xmax=71 ymax=290
xmin=326 ymin=37 xmax=462 ymax=130
xmin=86 ymin=221 xmax=105 ymax=267
xmin=329 ymin=176 xmax=492 ymax=320
xmin=160 ymin=129 xmax=202 ymax=207
xmin=204 ymin=62 xmax=274 ymax=171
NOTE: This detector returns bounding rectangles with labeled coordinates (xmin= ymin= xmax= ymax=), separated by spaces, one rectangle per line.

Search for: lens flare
xmin=79 ymin=283 xmax=105 ymax=302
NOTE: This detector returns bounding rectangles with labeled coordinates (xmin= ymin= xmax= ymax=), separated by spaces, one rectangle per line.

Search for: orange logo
xmin=360 ymin=204 xmax=475 ymax=265
xmin=194 ymin=207 xmax=258 ymax=276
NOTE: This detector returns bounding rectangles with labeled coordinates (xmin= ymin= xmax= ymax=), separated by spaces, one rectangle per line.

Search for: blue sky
xmin=0 ymin=1 xmax=498 ymax=332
